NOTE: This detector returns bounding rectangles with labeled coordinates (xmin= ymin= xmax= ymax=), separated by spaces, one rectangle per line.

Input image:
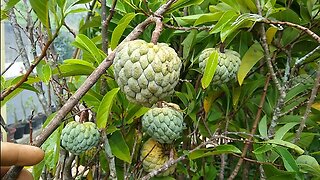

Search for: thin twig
xmin=1 ymin=53 xmax=21 ymax=75
xmin=293 ymin=63 xmax=320 ymax=143
xmin=28 ymin=110 xmax=35 ymax=144
xmin=164 ymin=23 xmax=212 ymax=31
xmin=104 ymin=134 xmax=117 ymax=180
xmin=262 ymin=19 xmax=320 ymax=43
xmin=228 ymin=74 xmax=271 ymax=180
xmin=1 ymin=27 xmax=62 ymax=101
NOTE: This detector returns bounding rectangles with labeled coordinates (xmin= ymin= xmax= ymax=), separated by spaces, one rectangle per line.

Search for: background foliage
xmin=1 ymin=0 xmax=320 ymax=179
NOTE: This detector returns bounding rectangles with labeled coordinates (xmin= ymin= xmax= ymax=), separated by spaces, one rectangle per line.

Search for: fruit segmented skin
xmin=140 ymin=138 xmax=177 ymax=176
xmin=199 ymin=48 xmax=241 ymax=84
xmin=113 ymin=40 xmax=182 ymax=107
xmin=61 ymin=121 xmax=100 ymax=155
xmin=142 ymin=106 xmax=184 ymax=144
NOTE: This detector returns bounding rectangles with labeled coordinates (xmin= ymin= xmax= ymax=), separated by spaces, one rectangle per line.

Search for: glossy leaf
xmin=72 ymin=34 xmax=104 ymax=64
xmin=266 ymin=26 xmax=278 ymax=44
xmin=275 ymin=146 xmax=299 ymax=172
xmin=201 ymin=49 xmax=219 ymax=89
xmin=253 ymin=144 xmax=273 ymax=154
xmin=111 ymin=13 xmax=136 ymax=50
xmin=32 ymin=159 xmax=45 ymax=180
xmin=109 ymin=131 xmax=131 ymax=163
xmin=3 ymin=0 xmax=20 ymax=11
xmin=263 ymin=139 xmax=304 ymax=155
xmin=258 ymin=115 xmax=268 ymax=139
xmin=263 ymin=164 xmax=296 ymax=180
xmin=167 ymin=0 xmax=204 ymax=14
xmin=189 ymin=144 xmax=241 ymax=160
xmin=124 ymin=105 xmax=149 ymax=124
xmin=41 ymin=124 xmax=63 ymax=172
xmin=53 ymin=64 xmax=94 ymax=77
xmin=296 ymin=155 xmax=320 ymax=177
xmin=96 ymin=88 xmax=120 ymax=128
xmin=274 ymin=122 xmax=298 ymax=140
xmin=209 ymin=10 xmax=238 ymax=34
xmin=182 ymin=30 xmax=197 ymax=59
xmin=63 ymin=59 xmax=95 ymax=68
xmin=194 ymin=12 xmax=223 ymax=26
xmin=237 ymin=42 xmax=264 ymax=85
xmin=29 ymin=0 xmax=49 ymax=29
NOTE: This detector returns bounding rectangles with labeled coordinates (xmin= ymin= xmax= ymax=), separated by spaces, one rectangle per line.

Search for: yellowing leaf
xmin=312 ymin=102 xmax=320 ymax=111
xmin=266 ymin=26 xmax=278 ymax=44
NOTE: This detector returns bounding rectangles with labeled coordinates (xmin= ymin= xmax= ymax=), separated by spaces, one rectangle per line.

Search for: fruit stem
xmin=79 ymin=110 xmax=89 ymax=123
xmin=219 ymin=42 xmax=225 ymax=53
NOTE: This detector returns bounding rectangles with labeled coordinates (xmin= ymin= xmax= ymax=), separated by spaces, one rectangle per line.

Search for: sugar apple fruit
xmin=140 ymin=138 xmax=177 ymax=176
xmin=61 ymin=121 xmax=100 ymax=155
xmin=199 ymin=48 xmax=241 ymax=84
xmin=113 ymin=40 xmax=182 ymax=107
xmin=142 ymin=103 xmax=184 ymax=144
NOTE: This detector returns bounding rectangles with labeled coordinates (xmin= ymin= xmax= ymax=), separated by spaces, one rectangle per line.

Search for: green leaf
xmin=42 ymin=63 xmax=52 ymax=84
xmin=296 ymin=155 xmax=320 ymax=177
xmin=194 ymin=12 xmax=223 ymax=26
xmin=96 ymin=88 xmax=120 ymax=128
xmin=201 ymin=49 xmax=219 ymax=89
xmin=111 ymin=13 xmax=136 ymax=50
xmin=262 ymin=139 xmax=304 ymax=155
xmin=32 ymin=159 xmax=45 ymax=180
xmin=63 ymin=59 xmax=95 ymax=68
xmin=274 ymin=122 xmax=298 ymax=140
xmin=209 ymin=10 xmax=238 ymax=34
xmin=42 ymin=124 xmax=63 ymax=172
xmin=189 ymin=144 xmax=241 ymax=160
xmin=66 ymin=8 xmax=88 ymax=15
xmin=259 ymin=115 xmax=268 ymax=139
xmin=19 ymin=83 xmax=39 ymax=93
xmin=109 ymin=131 xmax=131 ymax=163
xmin=237 ymin=42 xmax=264 ymax=85
xmin=53 ymin=64 xmax=95 ymax=77
xmin=285 ymin=85 xmax=312 ymax=103
xmin=182 ymin=29 xmax=197 ymax=59
xmin=220 ymin=13 xmax=262 ymax=42
xmin=29 ymin=0 xmax=49 ymax=30
xmin=263 ymin=164 xmax=296 ymax=180
xmin=3 ymin=0 xmax=20 ymax=11
xmin=57 ymin=0 xmax=66 ymax=10
xmin=124 ymin=105 xmax=150 ymax=125
xmin=253 ymin=144 xmax=273 ymax=154
xmin=1 ymin=76 xmax=5 ymax=91
xmin=72 ymin=34 xmax=104 ymax=64
xmin=167 ymin=0 xmax=204 ymax=14
xmin=275 ymin=146 xmax=299 ymax=172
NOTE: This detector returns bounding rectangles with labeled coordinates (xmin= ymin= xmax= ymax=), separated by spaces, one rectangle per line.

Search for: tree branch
xmin=0 ymin=27 xmax=61 ymax=101
xmin=293 ymin=63 xmax=320 ymax=143
xmin=228 ymin=74 xmax=271 ymax=180
xmin=262 ymin=19 xmax=320 ymax=43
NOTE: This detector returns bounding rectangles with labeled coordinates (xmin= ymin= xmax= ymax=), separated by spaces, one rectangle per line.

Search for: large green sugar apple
xmin=142 ymin=103 xmax=184 ymax=144
xmin=140 ymin=138 xmax=177 ymax=176
xmin=199 ymin=48 xmax=241 ymax=84
xmin=113 ymin=40 xmax=182 ymax=107
xmin=61 ymin=121 xmax=100 ymax=155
